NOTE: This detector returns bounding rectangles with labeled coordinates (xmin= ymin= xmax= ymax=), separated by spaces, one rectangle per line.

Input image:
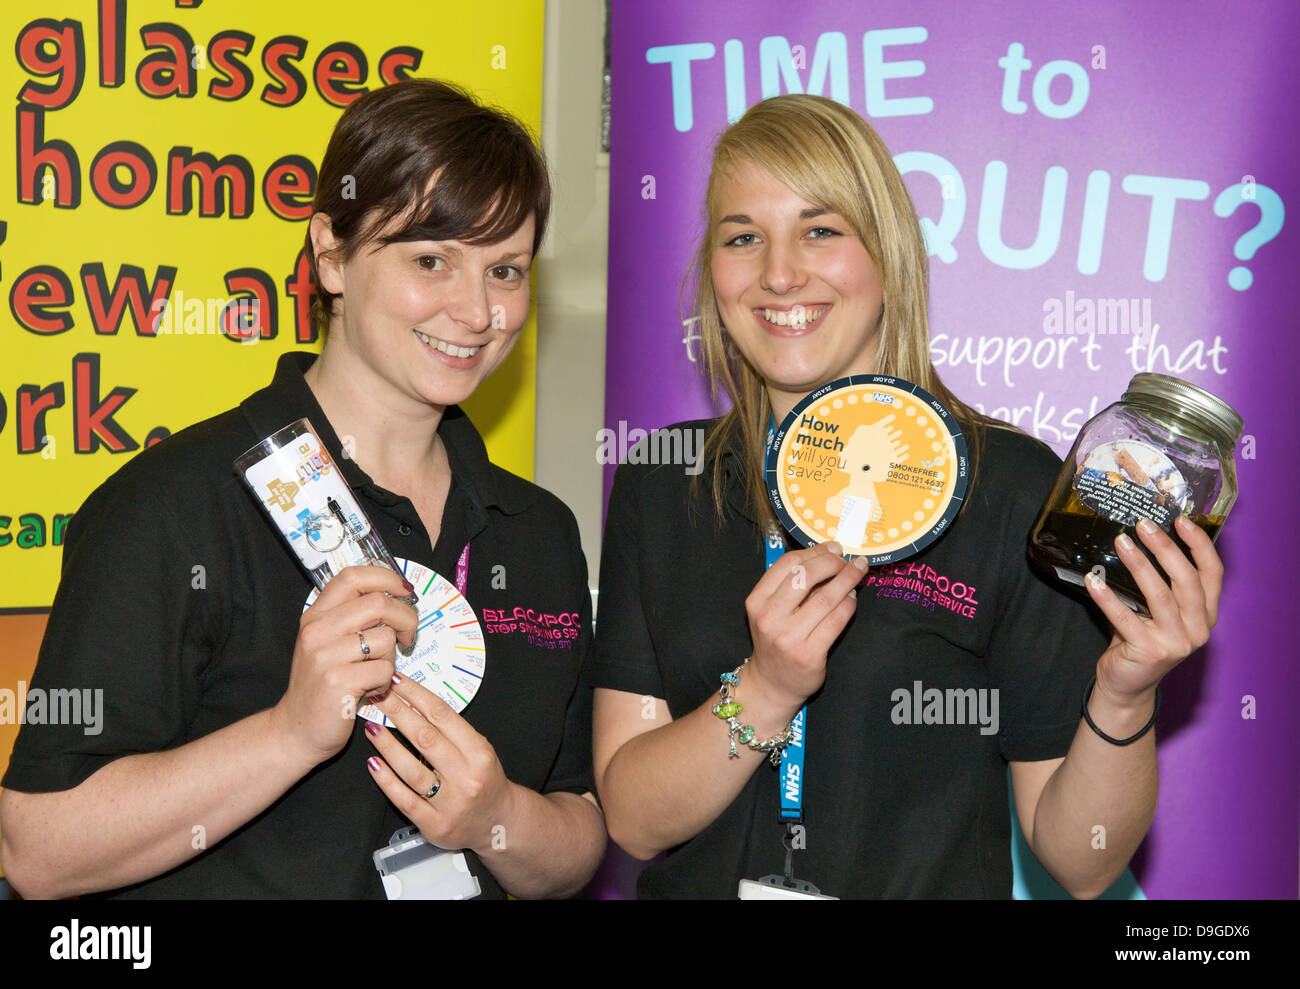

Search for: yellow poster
xmin=0 ymin=0 xmax=545 ymax=611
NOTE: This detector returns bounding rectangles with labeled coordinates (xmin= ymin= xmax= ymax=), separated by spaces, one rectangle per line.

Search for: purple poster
xmin=603 ymin=0 xmax=1297 ymax=898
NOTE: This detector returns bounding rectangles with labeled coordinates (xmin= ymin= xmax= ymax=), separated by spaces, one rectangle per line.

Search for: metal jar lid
xmin=1123 ymin=373 xmax=1244 ymax=446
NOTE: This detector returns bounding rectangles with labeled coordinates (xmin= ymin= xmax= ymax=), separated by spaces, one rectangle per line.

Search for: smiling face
xmin=709 ymin=158 xmax=884 ymax=420
xmin=311 ymin=209 xmax=536 ymax=410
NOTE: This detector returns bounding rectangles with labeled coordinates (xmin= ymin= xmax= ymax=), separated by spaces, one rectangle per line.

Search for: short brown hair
xmin=306 ymin=79 xmax=550 ymax=337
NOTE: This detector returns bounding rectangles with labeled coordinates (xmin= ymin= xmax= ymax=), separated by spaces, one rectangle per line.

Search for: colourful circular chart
xmin=765 ymin=376 xmax=969 ymax=565
xmin=303 ymin=558 xmax=485 ymax=725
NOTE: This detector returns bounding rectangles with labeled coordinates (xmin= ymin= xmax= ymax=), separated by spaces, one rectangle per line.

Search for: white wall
xmin=537 ymin=0 xmax=609 ymax=585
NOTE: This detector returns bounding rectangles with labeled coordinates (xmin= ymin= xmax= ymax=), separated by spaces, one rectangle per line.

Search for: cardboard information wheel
xmin=303 ymin=557 xmax=485 ymax=726
xmin=765 ymin=375 xmax=969 ymax=564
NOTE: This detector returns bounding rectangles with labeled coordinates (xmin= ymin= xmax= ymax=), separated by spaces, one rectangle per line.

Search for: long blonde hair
xmin=687 ymin=93 xmax=1002 ymax=527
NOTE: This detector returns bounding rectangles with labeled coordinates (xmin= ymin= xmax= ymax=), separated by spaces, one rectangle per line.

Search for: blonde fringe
xmin=685 ymin=94 xmax=1018 ymax=528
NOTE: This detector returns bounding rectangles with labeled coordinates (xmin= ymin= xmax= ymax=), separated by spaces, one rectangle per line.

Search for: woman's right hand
xmin=271 ymin=566 xmax=419 ymax=767
xmin=743 ymin=541 xmax=865 ymax=715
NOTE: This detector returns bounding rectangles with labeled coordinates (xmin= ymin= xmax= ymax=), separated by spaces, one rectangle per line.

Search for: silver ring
xmin=358 ymin=631 xmax=371 ymax=657
xmin=423 ymin=772 xmax=442 ymax=800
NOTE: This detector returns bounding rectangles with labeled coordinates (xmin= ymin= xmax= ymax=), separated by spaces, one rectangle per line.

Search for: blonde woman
xmin=592 ymin=94 xmax=1221 ymax=899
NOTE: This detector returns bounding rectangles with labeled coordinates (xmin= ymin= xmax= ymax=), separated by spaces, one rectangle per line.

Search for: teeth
xmin=761 ymin=306 xmax=827 ymax=328
xmin=415 ymin=330 xmax=481 ymax=358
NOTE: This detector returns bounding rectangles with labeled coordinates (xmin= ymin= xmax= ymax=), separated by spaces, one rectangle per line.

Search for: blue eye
xmin=723 ymin=233 xmax=758 ymax=248
xmin=808 ymin=226 xmax=840 ymax=239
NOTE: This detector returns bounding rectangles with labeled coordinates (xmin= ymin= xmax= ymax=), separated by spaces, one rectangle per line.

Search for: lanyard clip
xmin=781 ymin=822 xmax=800 ymax=883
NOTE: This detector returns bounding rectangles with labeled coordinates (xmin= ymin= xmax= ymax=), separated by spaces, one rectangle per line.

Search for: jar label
xmin=1074 ymin=439 xmax=1188 ymax=528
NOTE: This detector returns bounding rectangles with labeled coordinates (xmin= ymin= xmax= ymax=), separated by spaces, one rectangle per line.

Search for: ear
xmin=310 ymin=213 xmax=345 ymax=296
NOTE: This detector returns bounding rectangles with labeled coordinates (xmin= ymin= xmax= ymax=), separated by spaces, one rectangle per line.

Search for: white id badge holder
xmin=373 ymin=827 xmax=482 ymax=900
xmin=738 ymin=876 xmax=838 ymax=900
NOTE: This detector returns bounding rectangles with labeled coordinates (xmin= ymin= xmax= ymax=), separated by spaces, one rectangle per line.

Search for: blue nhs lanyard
xmin=764 ymin=528 xmax=806 ymax=824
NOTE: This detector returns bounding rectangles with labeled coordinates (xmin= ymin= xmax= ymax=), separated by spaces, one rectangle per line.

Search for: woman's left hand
xmin=1086 ymin=514 xmax=1223 ymax=705
xmin=365 ymin=673 xmax=515 ymax=853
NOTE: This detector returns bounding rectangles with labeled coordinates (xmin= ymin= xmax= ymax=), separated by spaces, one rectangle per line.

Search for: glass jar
xmin=1028 ymin=373 xmax=1243 ymax=615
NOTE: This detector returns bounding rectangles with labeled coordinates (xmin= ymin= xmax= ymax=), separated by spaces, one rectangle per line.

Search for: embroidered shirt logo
xmin=482 ymin=607 xmax=582 ymax=649
xmin=860 ymin=561 xmax=979 ymax=619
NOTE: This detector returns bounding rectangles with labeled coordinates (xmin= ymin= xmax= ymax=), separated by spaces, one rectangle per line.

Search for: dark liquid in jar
xmin=1029 ymin=493 xmax=1222 ymax=617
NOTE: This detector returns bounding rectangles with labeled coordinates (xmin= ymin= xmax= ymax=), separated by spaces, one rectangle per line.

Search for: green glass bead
xmin=717 ymin=702 xmax=743 ymax=719
xmin=737 ymin=725 xmax=755 ymax=744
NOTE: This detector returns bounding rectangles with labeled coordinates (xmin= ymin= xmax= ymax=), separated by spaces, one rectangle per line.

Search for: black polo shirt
xmin=3 ymin=352 xmax=595 ymax=899
xmin=593 ymin=420 xmax=1111 ymax=898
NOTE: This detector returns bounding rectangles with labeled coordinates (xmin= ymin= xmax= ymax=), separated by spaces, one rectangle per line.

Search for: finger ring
xmin=423 ymin=771 xmax=442 ymax=800
xmin=358 ymin=631 xmax=371 ymax=658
